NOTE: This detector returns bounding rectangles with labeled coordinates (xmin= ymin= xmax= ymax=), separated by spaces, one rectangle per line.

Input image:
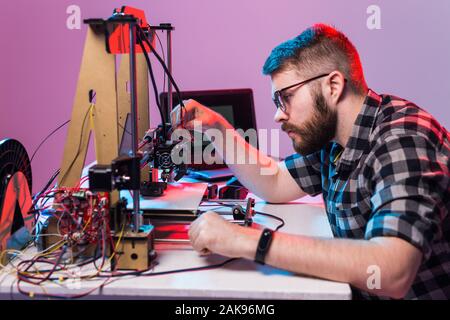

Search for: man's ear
xmin=325 ymin=71 xmax=346 ymax=105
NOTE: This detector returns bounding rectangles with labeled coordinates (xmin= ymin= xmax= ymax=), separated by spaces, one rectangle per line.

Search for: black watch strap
xmin=255 ymin=228 xmax=274 ymax=265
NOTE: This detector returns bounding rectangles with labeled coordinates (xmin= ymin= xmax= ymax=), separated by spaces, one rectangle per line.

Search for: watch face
xmin=260 ymin=230 xmax=273 ymax=249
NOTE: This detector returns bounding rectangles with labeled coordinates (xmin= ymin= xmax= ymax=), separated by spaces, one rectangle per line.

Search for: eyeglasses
xmin=272 ymin=73 xmax=330 ymax=113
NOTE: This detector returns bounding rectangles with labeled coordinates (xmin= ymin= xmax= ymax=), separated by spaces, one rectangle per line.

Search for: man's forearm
xmin=205 ymin=121 xmax=284 ymax=202
xmin=237 ymin=227 xmax=422 ymax=299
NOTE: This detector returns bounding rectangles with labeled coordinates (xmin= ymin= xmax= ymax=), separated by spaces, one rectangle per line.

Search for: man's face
xmin=271 ymin=69 xmax=337 ymax=155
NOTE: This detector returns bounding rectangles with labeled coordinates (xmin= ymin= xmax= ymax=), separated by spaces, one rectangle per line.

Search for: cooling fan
xmin=0 ymin=139 xmax=34 ymax=263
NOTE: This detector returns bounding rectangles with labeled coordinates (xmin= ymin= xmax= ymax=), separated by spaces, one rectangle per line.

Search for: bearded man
xmin=171 ymin=24 xmax=449 ymax=300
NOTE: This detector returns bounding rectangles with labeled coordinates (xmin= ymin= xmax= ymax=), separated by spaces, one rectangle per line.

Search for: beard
xmin=281 ymin=92 xmax=337 ymax=156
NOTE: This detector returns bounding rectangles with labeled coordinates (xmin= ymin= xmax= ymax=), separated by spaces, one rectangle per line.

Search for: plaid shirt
xmin=284 ymin=90 xmax=450 ymax=300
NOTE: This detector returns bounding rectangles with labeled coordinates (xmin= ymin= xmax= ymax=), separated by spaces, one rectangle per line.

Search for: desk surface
xmin=0 ymin=194 xmax=351 ymax=300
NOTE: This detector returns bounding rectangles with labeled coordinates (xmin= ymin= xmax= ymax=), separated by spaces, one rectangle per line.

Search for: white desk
xmin=0 ymin=195 xmax=351 ymax=300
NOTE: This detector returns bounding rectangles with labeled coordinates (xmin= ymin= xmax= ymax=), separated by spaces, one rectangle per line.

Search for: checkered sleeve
xmin=365 ymin=133 xmax=449 ymax=261
xmin=283 ymin=152 xmax=323 ymax=196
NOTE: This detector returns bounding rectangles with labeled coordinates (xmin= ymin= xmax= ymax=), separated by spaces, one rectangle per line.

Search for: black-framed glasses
xmin=273 ymin=73 xmax=330 ymax=113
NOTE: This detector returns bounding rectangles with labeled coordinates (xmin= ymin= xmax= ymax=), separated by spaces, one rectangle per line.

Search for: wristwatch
xmin=254 ymin=228 xmax=274 ymax=265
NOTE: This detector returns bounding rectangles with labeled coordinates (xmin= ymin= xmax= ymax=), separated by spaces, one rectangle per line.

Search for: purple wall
xmin=1 ymin=0 xmax=449 ymax=193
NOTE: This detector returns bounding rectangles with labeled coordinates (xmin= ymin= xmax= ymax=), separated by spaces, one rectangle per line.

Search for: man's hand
xmin=171 ymin=100 xmax=306 ymax=204
xmin=188 ymin=211 xmax=259 ymax=258
xmin=170 ymin=99 xmax=231 ymax=132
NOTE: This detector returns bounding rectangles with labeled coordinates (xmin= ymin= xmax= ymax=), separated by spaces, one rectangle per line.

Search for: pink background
xmin=1 ymin=0 xmax=449 ymax=193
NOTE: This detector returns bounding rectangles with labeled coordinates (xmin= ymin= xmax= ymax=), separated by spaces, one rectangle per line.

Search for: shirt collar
xmin=334 ymin=89 xmax=382 ymax=175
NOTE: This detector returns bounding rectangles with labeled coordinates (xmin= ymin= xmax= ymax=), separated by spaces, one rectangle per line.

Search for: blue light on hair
xmin=262 ymin=27 xmax=316 ymax=75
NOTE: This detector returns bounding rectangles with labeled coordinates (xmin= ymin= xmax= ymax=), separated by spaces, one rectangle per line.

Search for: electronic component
xmin=231 ymin=198 xmax=255 ymax=226
xmin=36 ymin=188 xmax=110 ymax=261
xmin=53 ymin=189 xmax=109 ymax=245
xmin=140 ymin=181 xmax=167 ymax=197
xmin=218 ymin=185 xmax=249 ymax=200
xmin=88 ymin=165 xmax=112 ymax=191
xmin=89 ymin=156 xmax=142 ymax=192
xmin=140 ymin=125 xmax=189 ymax=184
xmin=203 ymin=184 xmax=218 ymax=200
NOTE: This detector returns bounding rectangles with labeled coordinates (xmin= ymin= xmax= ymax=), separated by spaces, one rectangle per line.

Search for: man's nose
xmin=274 ymin=107 xmax=288 ymax=123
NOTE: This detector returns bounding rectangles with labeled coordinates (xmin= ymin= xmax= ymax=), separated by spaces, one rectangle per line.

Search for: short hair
xmin=262 ymin=23 xmax=368 ymax=95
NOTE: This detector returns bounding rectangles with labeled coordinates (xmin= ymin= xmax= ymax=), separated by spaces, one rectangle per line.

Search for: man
xmin=171 ymin=24 xmax=449 ymax=299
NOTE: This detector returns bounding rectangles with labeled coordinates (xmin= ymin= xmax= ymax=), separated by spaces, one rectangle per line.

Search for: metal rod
xmin=166 ymin=26 xmax=175 ymax=183
xmin=201 ymin=199 xmax=250 ymax=203
xmin=155 ymin=238 xmax=190 ymax=243
xmin=129 ymin=21 xmax=141 ymax=232
xmin=166 ymin=26 xmax=173 ymax=123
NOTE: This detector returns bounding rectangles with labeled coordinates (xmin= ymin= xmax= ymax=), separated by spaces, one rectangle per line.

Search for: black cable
xmin=18 ymin=251 xmax=100 ymax=275
xmin=152 ymin=26 xmax=166 ymax=96
xmin=33 ymin=168 xmax=60 ymax=198
xmin=136 ymin=31 xmax=167 ymax=136
xmin=202 ymin=201 xmax=286 ymax=231
xmin=137 ymin=26 xmax=186 ymax=114
xmin=24 ymin=119 xmax=69 ymax=214
xmin=107 ymin=257 xmax=239 ymax=278
xmin=14 ymin=254 xmax=236 ymax=299
xmin=18 ymin=205 xmax=284 ymax=298
xmin=30 ymin=120 xmax=70 ymax=163
xmin=30 ymin=168 xmax=60 ymax=213
xmin=18 ymin=249 xmax=239 ymax=281
xmin=19 ymin=205 xmax=282 ymax=283
xmin=18 ymin=245 xmax=67 ymax=284
xmin=255 ymin=211 xmax=285 ymax=231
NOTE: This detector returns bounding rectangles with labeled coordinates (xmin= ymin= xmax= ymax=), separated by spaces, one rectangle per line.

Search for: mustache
xmin=281 ymin=122 xmax=305 ymax=135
